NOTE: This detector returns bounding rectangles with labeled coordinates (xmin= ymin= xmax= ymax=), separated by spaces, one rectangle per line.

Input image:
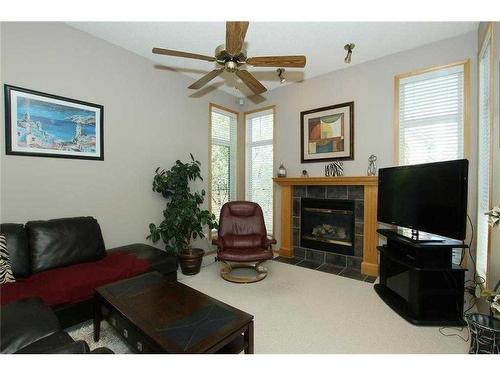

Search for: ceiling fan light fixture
xmin=152 ymin=22 xmax=306 ymax=96
xmin=344 ymin=43 xmax=355 ymax=64
xmin=277 ymin=68 xmax=286 ymax=84
xmin=225 ymin=60 xmax=238 ymax=72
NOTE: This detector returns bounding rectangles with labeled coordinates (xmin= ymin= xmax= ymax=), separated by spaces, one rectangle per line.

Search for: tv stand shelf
xmin=375 ymin=229 xmax=467 ymax=326
xmin=377 ymin=229 xmax=468 ymax=248
xmin=377 ymin=246 xmax=465 ymax=272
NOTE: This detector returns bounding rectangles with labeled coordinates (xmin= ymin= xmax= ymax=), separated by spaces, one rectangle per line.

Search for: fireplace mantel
xmin=274 ymin=176 xmax=378 ymax=186
xmin=273 ymin=176 xmax=379 ymax=276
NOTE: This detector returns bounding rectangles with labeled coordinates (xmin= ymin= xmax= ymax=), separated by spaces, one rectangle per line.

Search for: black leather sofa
xmin=0 ymin=217 xmax=177 ymax=328
xmin=1 ymin=298 xmax=113 ymax=354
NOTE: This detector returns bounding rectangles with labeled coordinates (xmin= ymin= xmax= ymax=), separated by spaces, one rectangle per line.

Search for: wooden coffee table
xmin=93 ymin=272 xmax=254 ymax=353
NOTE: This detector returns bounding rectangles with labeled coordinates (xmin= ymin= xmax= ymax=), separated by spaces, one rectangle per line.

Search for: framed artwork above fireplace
xmin=300 ymin=101 xmax=354 ymax=163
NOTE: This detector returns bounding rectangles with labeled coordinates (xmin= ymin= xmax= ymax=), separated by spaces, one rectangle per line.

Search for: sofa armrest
xmin=107 ymin=243 xmax=177 ymax=277
xmin=1 ymin=298 xmax=61 ymax=354
xmin=43 ymin=340 xmax=90 ymax=354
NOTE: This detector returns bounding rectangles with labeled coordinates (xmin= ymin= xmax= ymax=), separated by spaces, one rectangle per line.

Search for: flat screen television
xmin=377 ymin=159 xmax=469 ymax=241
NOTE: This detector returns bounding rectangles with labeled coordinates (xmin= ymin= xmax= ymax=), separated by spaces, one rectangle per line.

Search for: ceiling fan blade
xmin=236 ymin=70 xmax=267 ymax=95
xmin=226 ymin=21 xmax=249 ymax=56
xmin=152 ymin=47 xmax=215 ymax=62
xmin=188 ymin=69 xmax=225 ymax=89
xmin=246 ymin=55 xmax=306 ymax=68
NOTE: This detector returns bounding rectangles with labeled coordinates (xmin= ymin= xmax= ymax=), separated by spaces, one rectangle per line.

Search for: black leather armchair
xmin=0 ymin=298 xmax=112 ymax=354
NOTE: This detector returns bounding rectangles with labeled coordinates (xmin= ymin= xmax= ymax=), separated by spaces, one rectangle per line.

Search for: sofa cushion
xmin=0 ymin=252 xmax=149 ymax=307
xmin=0 ymin=223 xmax=30 ymax=278
xmin=26 ymin=217 xmax=106 ymax=273
xmin=0 ymin=298 xmax=61 ymax=354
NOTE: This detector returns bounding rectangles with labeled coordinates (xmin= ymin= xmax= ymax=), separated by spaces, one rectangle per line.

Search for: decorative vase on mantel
xmin=277 ymin=162 xmax=287 ymax=177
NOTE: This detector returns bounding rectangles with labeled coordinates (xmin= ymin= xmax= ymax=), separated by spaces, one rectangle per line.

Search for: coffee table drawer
xmin=107 ymin=310 xmax=155 ymax=353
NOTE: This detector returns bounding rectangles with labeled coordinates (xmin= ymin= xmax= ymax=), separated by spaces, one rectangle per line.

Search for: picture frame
xmin=300 ymin=101 xmax=354 ymax=163
xmin=4 ymin=85 xmax=104 ymax=160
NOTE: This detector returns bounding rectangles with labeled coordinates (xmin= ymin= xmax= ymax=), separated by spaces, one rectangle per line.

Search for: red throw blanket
xmin=0 ymin=252 xmax=149 ymax=306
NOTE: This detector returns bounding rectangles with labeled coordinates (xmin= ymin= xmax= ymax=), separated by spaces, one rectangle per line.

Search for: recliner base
xmin=220 ymin=261 xmax=268 ymax=283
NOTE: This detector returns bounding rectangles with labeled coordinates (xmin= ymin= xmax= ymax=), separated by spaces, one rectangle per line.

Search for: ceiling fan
xmin=152 ymin=21 xmax=307 ymax=96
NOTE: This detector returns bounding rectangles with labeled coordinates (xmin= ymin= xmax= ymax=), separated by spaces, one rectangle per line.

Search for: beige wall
xmin=0 ymin=22 xmax=239 ymax=250
xmin=244 ymin=32 xmax=479 ymax=252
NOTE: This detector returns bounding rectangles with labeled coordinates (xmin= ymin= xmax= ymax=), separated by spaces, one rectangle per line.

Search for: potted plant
xmin=147 ymin=154 xmax=218 ymax=275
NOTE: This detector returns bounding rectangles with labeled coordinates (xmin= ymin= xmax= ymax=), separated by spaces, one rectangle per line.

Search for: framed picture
xmin=300 ymin=101 xmax=354 ymax=163
xmin=4 ymin=85 xmax=104 ymax=160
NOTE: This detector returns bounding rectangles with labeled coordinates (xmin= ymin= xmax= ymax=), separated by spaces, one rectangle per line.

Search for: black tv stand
xmin=375 ymin=229 xmax=467 ymax=326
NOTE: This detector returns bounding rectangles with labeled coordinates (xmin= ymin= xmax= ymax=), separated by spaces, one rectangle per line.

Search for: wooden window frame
xmin=393 ymin=59 xmax=471 ymax=165
xmin=208 ymin=103 xmax=239 ymax=239
xmin=244 ymin=105 xmax=276 ymax=236
xmin=477 ymin=22 xmax=494 ymax=287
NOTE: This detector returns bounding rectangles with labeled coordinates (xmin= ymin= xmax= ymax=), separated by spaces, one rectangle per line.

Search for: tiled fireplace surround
xmin=294 ymin=185 xmax=364 ymax=266
xmin=277 ymin=185 xmax=375 ymax=282
xmin=273 ymin=176 xmax=379 ymax=282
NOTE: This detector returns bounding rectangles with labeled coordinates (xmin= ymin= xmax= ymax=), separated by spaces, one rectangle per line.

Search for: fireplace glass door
xmin=300 ymin=198 xmax=355 ymax=255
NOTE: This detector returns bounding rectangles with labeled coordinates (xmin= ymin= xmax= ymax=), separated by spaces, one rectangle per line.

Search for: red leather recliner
xmin=212 ymin=201 xmax=276 ymax=283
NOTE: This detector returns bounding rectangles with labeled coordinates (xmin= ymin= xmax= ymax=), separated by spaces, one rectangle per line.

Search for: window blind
xmin=210 ymin=107 xmax=237 ymax=220
xmin=476 ymin=33 xmax=492 ymax=284
xmin=398 ymin=64 xmax=465 ymax=166
xmin=246 ymin=109 xmax=274 ymax=234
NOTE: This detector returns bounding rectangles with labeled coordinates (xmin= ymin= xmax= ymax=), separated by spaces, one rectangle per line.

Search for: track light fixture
xmin=344 ymin=43 xmax=355 ymax=64
xmin=277 ymin=68 xmax=286 ymax=84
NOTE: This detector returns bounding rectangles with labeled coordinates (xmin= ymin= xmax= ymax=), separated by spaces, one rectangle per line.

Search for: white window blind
xmin=246 ymin=109 xmax=274 ymax=234
xmin=210 ymin=106 xmax=237 ymax=220
xmin=398 ymin=64 xmax=465 ymax=165
xmin=476 ymin=32 xmax=492 ymax=284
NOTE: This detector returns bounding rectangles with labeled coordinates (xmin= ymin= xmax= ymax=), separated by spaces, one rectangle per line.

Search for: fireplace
xmin=300 ymin=198 xmax=355 ymax=256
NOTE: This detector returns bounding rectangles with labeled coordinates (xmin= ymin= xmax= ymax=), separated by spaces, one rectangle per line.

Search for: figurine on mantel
xmin=367 ymin=154 xmax=377 ymax=176
xmin=277 ymin=162 xmax=287 ymax=177
xmin=301 ymin=170 xmax=309 ymax=178
xmin=325 ymin=161 xmax=344 ymax=177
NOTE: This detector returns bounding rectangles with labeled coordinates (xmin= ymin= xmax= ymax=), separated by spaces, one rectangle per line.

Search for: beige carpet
xmin=179 ymin=259 xmax=470 ymax=354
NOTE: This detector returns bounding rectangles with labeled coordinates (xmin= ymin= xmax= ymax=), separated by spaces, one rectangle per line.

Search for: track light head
xmin=344 ymin=43 xmax=355 ymax=64
xmin=277 ymin=68 xmax=286 ymax=84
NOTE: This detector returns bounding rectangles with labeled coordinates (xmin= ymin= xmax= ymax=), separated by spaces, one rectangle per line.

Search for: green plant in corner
xmin=147 ymin=154 xmax=218 ymax=255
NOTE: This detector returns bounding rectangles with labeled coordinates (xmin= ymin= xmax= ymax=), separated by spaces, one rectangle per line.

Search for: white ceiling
xmin=68 ymin=22 xmax=478 ymax=97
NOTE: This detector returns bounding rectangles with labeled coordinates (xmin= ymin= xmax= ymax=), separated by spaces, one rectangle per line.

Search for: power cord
xmin=439 ymin=214 xmax=482 ymax=342
xmin=439 ymin=326 xmax=470 ymax=342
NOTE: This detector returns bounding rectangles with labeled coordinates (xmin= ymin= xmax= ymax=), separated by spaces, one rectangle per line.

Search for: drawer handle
xmin=137 ymin=342 xmax=143 ymax=352
xmin=123 ymin=329 xmax=128 ymax=338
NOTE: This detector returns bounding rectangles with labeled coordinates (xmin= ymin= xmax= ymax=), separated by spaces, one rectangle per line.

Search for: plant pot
xmin=178 ymin=248 xmax=205 ymax=275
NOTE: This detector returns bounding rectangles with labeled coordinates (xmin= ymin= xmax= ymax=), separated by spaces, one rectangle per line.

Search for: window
xmin=245 ymin=107 xmax=275 ymax=234
xmin=209 ymin=104 xmax=238 ymax=220
xmin=395 ymin=61 xmax=469 ymax=165
xmin=476 ymin=24 xmax=493 ymax=285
